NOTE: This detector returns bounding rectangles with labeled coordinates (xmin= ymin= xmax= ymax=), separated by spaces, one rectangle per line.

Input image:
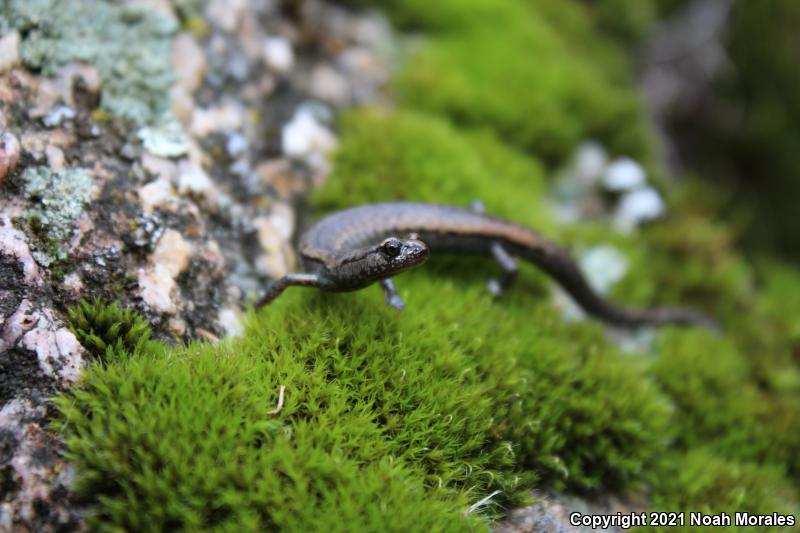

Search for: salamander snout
xmin=404 ymin=239 xmax=430 ymax=264
xmin=379 ymin=237 xmax=429 ymax=268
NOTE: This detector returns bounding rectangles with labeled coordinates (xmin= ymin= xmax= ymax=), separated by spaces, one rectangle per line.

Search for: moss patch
xmin=644 ymin=449 xmax=796 ymax=533
xmin=58 ymin=274 xmax=677 ymax=529
xmin=345 ymin=0 xmax=655 ymax=164
xmin=52 ymin=0 xmax=800 ymax=529
xmin=67 ymin=299 xmax=157 ymax=362
xmin=317 ymin=109 xmax=553 ymax=231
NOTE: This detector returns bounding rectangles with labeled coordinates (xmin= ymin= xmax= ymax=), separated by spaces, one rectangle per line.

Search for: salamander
xmin=255 ymin=201 xmax=716 ymax=329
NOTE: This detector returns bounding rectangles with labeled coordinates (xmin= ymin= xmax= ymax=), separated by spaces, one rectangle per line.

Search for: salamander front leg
xmin=379 ymin=278 xmax=405 ymax=310
xmin=486 ymin=242 xmax=518 ymax=297
xmin=254 ymin=273 xmax=322 ymax=309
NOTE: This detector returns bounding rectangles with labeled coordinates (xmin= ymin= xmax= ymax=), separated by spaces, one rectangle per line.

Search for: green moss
xmin=67 ymin=299 xmax=157 ymax=362
xmin=324 ymin=107 xmax=675 ymax=490
xmin=58 ymin=269 xmax=675 ymax=529
xmin=617 ymin=215 xmax=749 ymax=320
xmin=319 ymin=109 xmax=554 ymax=232
xmin=57 ymin=293 xmax=510 ymax=530
xmin=643 ymin=449 xmax=797 ymax=533
xmin=1 ymin=0 xmax=177 ymax=126
xmin=651 ymin=331 xmax=770 ymax=460
xmin=574 ymin=0 xmax=659 ymax=44
xmin=346 ymin=0 xmax=654 ymax=164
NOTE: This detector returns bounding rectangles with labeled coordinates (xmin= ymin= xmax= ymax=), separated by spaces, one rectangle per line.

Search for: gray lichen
xmin=137 ymin=114 xmax=189 ymax=157
xmin=24 ymin=166 xmax=93 ymax=263
xmin=0 ymin=0 xmax=177 ymax=126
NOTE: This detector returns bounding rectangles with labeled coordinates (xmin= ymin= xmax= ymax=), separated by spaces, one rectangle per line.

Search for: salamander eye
xmin=380 ymin=238 xmax=403 ymax=258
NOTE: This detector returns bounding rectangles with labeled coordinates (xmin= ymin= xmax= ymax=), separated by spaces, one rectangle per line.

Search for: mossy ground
xmin=56 ymin=0 xmax=800 ymax=530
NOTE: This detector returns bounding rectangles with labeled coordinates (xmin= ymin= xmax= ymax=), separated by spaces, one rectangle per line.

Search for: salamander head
xmin=330 ymin=237 xmax=429 ymax=289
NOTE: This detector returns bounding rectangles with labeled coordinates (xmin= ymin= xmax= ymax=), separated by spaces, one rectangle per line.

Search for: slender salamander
xmin=255 ymin=201 xmax=717 ymax=329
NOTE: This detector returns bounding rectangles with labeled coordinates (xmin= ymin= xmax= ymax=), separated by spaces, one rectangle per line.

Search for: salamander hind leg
xmin=379 ymin=278 xmax=406 ymax=310
xmin=486 ymin=242 xmax=518 ymax=297
xmin=254 ymin=273 xmax=322 ymax=309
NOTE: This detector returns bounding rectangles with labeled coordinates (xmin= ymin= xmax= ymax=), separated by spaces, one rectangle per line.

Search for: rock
xmin=152 ymin=229 xmax=192 ymax=278
xmin=138 ymin=176 xmax=179 ymax=215
xmin=614 ymin=187 xmax=666 ymax=231
xmin=253 ymin=216 xmax=293 ymax=278
xmin=137 ymin=229 xmax=193 ymax=313
xmin=57 ymin=62 xmax=102 ymax=109
xmin=351 ymin=13 xmax=393 ymax=48
xmin=0 ymin=399 xmax=80 ymax=532
xmin=0 ymin=31 xmax=21 ymax=74
xmin=603 ymin=157 xmax=646 ymax=192
xmin=23 ymin=166 xmax=95 ymax=249
xmin=579 ymin=246 xmax=628 ymax=295
xmin=281 ymin=105 xmax=336 ymax=162
xmin=61 ymin=272 xmax=84 ymax=299
xmin=218 ymin=307 xmax=244 ymax=337
xmin=0 ymin=0 xmax=401 ymax=527
xmin=172 ymin=33 xmax=207 ymax=93
xmin=137 ymin=264 xmax=178 ymax=313
xmin=0 ymin=214 xmax=42 ymax=285
xmin=573 ymin=141 xmax=608 ymax=184
xmin=20 ymin=314 xmax=85 ymax=385
xmin=309 ymin=64 xmax=351 ymax=105
xmin=170 ymin=84 xmax=195 ymax=124
xmin=141 ymin=153 xmax=179 ymax=181
xmin=495 ymin=492 xmax=645 ymax=533
xmin=0 ymin=300 xmax=39 ymax=354
xmin=190 ymin=102 xmax=245 ymax=137
xmin=136 ymin=0 xmax=178 ymax=23
xmin=19 ymin=131 xmax=48 ymax=157
xmin=206 ymin=0 xmax=247 ymax=32
xmin=263 ymin=36 xmax=295 ymax=73
xmin=27 ymin=79 xmax=60 ymax=120
xmin=226 ymin=132 xmax=248 ymax=158
xmin=41 ymin=106 xmax=76 ymax=128
xmin=255 ymin=158 xmax=302 ymax=196
xmin=138 ymin=118 xmax=190 ymax=158
xmin=268 ymin=202 xmax=295 ymax=241
xmin=551 ymin=141 xmax=609 ymax=223
xmin=168 ymin=317 xmax=187 ymax=337
xmin=0 ymin=300 xmax=85 ymax=386
xmin=45 ymin=145 xmax=65 ymax=171
xmin=0 ymin=131 xmax=21 ymax=183
xmin=177 ymin=160 xmax=216 ymax=202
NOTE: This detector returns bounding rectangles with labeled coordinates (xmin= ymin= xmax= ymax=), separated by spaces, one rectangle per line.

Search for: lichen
xmin=1 ymin=0 xmax=177 ymax=126
xmin=23 ymin=166 xmax=93 ymax=264
xmin=137 ymin=114 xmax=189 ymax=158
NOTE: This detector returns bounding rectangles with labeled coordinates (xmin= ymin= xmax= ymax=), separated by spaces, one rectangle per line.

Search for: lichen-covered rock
xmin=0 ymin=398 xmax=82 ymax=532
xmin=0 ymin=0 xmax=396 ymax=529
xmin=0 ymin=131 xmax=20 ymax=184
